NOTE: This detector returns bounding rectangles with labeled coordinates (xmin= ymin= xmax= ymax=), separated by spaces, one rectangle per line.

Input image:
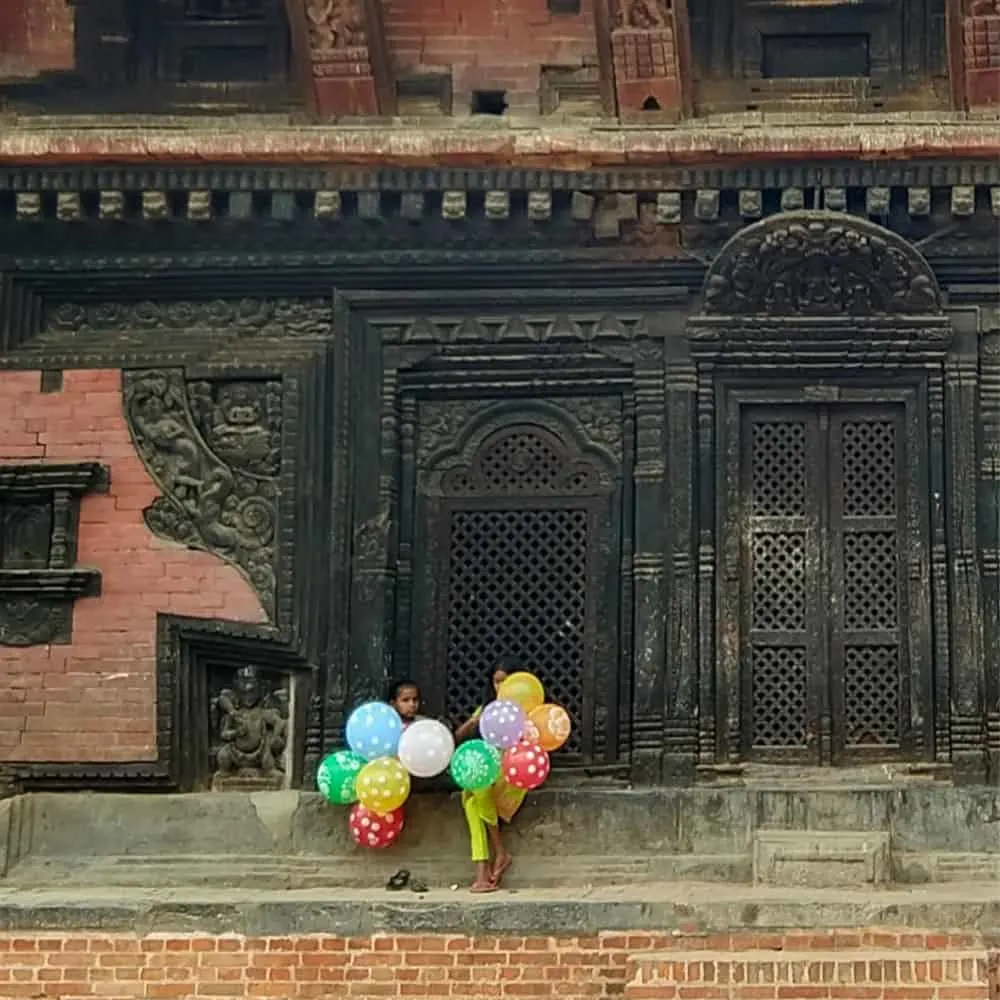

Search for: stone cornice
xmin=0 ymin=120 xmax=998 ymax=168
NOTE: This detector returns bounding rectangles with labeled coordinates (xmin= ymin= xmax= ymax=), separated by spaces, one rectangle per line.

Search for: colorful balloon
xmin=356 ymin=757 xmax=411 ymax=812
xmin=521 ymin=719 xmax=542 ymax=744
xmin=349 ymin=803 xmax=404 ymax=850
xmin=497 ymin=672 xmax=545 ymax=714
xmin=479 ymin=699 xmax=527 ymax=750
xmin=346 ymin=701 xmax=403 ymax=761
xmin=398 ymin=719 xmax=455 ymax=778
xmin=449 ymin=739 xmax=501 ymax=791
xmin=503 ymin=742 xmax=551 ymax=791
xmin=316 ymin=749 xmax=366 ymax=805
xmin=529 ymin=704 xmax=572 ymax=752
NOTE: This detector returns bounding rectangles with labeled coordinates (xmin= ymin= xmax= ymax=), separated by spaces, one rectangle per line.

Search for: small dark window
xmin=471 ymin=90 xmax=508 ymax=115
xmin=762 ymin=34 xmax=871 ymax=79
xmin=641 ymin=95 xmax=661 ymax=110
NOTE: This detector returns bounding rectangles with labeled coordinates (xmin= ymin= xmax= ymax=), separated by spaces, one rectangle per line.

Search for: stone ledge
xmin=0 ymin=122 xmax=997 ymax=167
xmin=1 ymin=883 xmax=1000 ymax=936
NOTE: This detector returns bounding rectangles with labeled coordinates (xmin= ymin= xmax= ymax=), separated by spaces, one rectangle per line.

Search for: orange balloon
xmin=498 ymin=672 xmax=545 ymax=713
xmin=529 ymin=704 xmax=572 ymax=752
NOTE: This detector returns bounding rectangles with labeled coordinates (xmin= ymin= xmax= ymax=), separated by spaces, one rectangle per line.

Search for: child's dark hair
xmin=386 ymin=678 xmax=419 ymax=703
xmin=483 ymin=656 xmax=524 ymax=706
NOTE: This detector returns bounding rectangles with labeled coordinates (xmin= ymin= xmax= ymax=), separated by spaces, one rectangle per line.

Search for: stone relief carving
xmin=618 ymin=0 xmax=671 ymax=26
xmin=44 ymin=298 xmax=333 ymax=343
xmin=0 ymin=598 xmax=69 ymax=646
xmin=417 ymin=400 xmax=492 ymax=466
xmin=559 ymin=398 xmax=624 ymax=460
xmin=188 ymin=379 xmax=282 ymax=478
xmin=212 ymin=665 xmax=289 ymax=790
xmin=124 ymin=370 xmax=279 ymax=617
xmin=701 ymin=213 xmax=943 ymax=317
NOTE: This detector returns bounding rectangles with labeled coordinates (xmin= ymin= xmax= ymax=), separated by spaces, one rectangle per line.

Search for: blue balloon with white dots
xmin=345 ymin=701 xmax=403 ymax=761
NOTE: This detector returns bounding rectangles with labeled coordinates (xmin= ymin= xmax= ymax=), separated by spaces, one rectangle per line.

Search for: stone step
xmin=2 ymin=852 xmax=749 ymax=890
xmin=626 ymin=946 xmax=992 ymax=999
xmin=753 ymin=829 xmax=892 ymax=888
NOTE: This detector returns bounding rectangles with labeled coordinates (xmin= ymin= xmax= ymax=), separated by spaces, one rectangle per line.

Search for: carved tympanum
xmin=701 ymin=212 xmax=944 ymax=317
xmin=212 ymin=664 xmax=289 ymax=789
xmin=123 ymin=370 xmax=279 ymax=616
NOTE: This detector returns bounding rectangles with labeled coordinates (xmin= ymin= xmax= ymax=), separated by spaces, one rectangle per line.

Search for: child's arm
xmin=454 ymin=715 xmax=479 ymax=744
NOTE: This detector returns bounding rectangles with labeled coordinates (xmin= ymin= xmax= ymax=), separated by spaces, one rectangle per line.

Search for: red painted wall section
xmin=0 ymin=370 xmax=266 ymax=764
xmin=384 ymin=0 xmax=598 ymax=111
xmin=0 ymin=0 xmax=73 ymax=76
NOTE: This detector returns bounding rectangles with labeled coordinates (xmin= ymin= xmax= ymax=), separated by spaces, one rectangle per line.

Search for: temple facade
xmin=0 ymin=0 xmax=997 ymax=793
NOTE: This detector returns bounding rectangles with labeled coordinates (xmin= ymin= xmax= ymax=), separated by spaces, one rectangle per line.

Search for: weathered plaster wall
xmin=0 ymin=0 xmax=73 ymax=76
xmin=0 ymin=369 xmax=265 ymax=763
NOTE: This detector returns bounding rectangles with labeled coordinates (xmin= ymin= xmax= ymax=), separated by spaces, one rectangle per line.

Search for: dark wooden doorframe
xmin=715 ymin=381 xmax=936 ymax=767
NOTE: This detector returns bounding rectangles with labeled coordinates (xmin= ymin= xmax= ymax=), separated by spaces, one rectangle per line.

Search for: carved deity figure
xmin=202 ymin=383 xmax=276 ymax=471
xmin=214 ymin=666 xmax=288 ymax=783
xmin=619 ymin=0 xmax=671 ymax=28
xmin=306 ymin=0 xmax=365 ymax=51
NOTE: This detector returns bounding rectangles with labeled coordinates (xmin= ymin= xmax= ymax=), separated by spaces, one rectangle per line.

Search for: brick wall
xmin=384 ymin=0 xmax=597 ymax=111
xmin=0 ymin=370 xmax=266 ymax=764
xmin=0 ymin=931 xmax=995 ymax=999
xmin=0 ymin=0 xmax=73 ymax=75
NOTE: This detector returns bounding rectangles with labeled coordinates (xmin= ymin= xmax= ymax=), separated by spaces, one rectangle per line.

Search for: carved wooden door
xmin=738 ymin=402 xmax=920 ymax=764
xmin=411 ymin=406 xmax=623 ymax=769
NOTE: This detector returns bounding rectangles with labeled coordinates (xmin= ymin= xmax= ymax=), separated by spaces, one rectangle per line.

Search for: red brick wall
xmin=0 ymin=931 xmax=994 ymax=999
xmin=0 ymin=0 xmax=73 ymax=74
xmin=0 ymin=370 xmax=266 ymax=764
xmin=384 ymin=0 xmax=598 ymax=111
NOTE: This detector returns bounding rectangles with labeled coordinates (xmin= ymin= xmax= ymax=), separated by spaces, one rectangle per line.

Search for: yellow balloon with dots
xmin=355 ymin=758 xmax=411 ymax=813
xmin=498 ymin=671 xmax=545 ymax=714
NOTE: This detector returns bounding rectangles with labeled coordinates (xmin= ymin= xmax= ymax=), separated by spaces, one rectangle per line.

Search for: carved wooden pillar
xmin=978 ymin=319 xmax=1000 ymax=781
xmin=944 ymin=324 xmax=987 ymax=781
xmin=630 ymin=342 xmax=669 ymax=782
xmin=950 ymin=0 xmax=1000 ymax=107
xmin=695 ymin=358 xmax=717 ymax=765
xmin=605 ymin=0 xmax=693 ymax=120
xmin=285 ymin=0 xmax=395 ymax=119
xmin=662 ymin=338 xmax=698 ymax=782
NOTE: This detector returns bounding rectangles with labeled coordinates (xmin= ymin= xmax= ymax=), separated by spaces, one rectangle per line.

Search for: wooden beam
xmin=284 ymin=0 xmax=396 ymax=120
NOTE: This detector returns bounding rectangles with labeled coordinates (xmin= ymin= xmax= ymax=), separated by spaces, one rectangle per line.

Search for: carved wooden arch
xmin=419 ymin=401 xmax=619 ymax=499
xmin=698 ymin=211 xmax=944 ymax=319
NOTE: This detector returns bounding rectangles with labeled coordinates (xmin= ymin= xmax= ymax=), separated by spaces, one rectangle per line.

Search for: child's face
xmin=392 ymin=685 xmax=420 ymax=720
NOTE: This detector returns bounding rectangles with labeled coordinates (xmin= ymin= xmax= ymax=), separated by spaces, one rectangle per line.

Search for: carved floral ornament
xmin=618 ymin=0 xmax=672 ymax=27
xmin=699 ymin=212 xmax=944 ymax=318
xmin=305 ymin=0 xmax=366 ymax=51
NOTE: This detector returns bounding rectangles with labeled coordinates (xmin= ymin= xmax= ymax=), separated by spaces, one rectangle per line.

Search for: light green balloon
xmin=449 ymin=739 xmax=501 ymax=791
xmin=317 ymin=749 xmax=366 ymax=805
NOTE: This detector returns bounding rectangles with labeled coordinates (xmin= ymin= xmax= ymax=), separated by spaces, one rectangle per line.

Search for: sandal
xmin=490 ymin=856 xmax=512 ymax=887
xmin=409 ymin=878 xmax=428 ymax=894
xmin=386 ymin=869 xmax=411 ymax=891
xmin=470 ymin=880 xmax=497 ymax=894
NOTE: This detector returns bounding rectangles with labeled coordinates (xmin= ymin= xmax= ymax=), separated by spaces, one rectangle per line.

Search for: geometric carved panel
xmin=752 ymin=645 xmax=809 ymax=748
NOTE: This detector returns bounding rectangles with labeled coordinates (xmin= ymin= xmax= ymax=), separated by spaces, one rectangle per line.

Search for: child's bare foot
xmin=490 ymin=853 xmax=512 ymax=886
xmin=470 ymin=878 xmax=496 ymax=893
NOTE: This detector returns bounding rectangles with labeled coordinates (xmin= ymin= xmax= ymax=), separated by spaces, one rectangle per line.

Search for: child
xmin=387 ymin=678 xmax=422 ymax=728
xmin=455 ymin=658 xmax=527 ymax=893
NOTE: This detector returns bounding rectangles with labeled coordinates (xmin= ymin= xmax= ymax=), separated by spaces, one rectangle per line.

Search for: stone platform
xmin=0 ymin=784 xmax=997 ymax=937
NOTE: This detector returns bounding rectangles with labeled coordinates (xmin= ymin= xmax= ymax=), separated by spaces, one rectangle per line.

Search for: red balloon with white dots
xmin=348 ymin=803 xmax=405 ymax=849
xmin=502 ymin=742 xmax=551 ymax=791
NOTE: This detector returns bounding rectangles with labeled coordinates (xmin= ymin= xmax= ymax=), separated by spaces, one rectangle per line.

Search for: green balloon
xmin=317 ymin=749 xmax=366 ymax=805
xmin=449 ymin=739 xmax=501 ymax=791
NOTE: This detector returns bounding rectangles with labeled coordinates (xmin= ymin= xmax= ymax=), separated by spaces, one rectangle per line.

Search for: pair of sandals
xmin=385 ymin=869 xmax=428 ymax=894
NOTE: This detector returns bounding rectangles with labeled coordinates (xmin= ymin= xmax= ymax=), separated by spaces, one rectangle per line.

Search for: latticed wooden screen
xmin=435 ymin=424 xmax=609 ymax=759
xmin=744 ymin=405 xmax=905 ymax=760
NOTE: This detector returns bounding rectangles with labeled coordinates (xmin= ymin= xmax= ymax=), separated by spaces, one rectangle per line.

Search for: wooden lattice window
xmin=418 ymin=415 xmax=620 ymax=766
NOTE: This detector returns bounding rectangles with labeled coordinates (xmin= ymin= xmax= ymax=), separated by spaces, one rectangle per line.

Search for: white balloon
xmin=397 ymin=719 xmax=456 ymax=778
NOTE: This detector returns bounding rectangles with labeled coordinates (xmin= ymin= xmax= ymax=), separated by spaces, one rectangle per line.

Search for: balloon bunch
xmin=315 ymin=703 xmax=456 ymax=850
xmin=449 ymin=671 xmax=571 ymax=795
